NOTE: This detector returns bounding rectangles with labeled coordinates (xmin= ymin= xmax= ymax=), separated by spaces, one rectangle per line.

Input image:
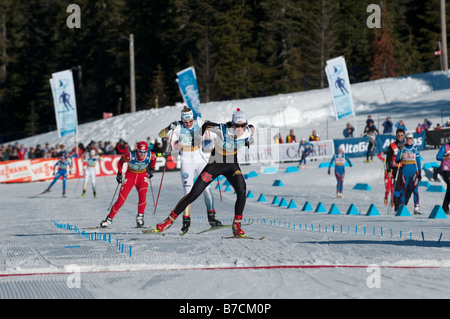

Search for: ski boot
xmin=62 ymin=190 xmax=66 ymax=198
xmin=100 ymin=217 xmax=112 ymax=228
xmin=181 ymin=215 xmax=191 ymax=234
xmin=156 ymin=211 xmax=178 ymax=232
xmin=93 ymin=191 xmax=97 ymax=198
xmin=232 ymin=215 xmax=245 ymax=236
xmin=136 ymin=213 xmax=145 ymax=228
xmin=81 ymin=190 xmax=86 ymax=197
xmin=207 ymin=209 xmax=222 ymax=227
xmin=414 ymin=205 xmax=423 ymax=215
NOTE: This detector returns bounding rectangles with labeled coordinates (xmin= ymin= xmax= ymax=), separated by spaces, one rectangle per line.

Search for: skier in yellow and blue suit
xmin=328 ymin=145 xmax=353 ymax=198
xmin=395 ymin=132 xmax=422 ymax=214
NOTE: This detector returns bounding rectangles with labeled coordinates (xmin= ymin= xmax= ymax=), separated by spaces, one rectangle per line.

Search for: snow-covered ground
xmin=2 ymin=71 xmax=450 ymax=300
xmin=1 ymin=147 xmax=450 ymax=299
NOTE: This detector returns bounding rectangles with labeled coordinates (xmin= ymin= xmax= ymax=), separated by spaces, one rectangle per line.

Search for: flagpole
xmin=442 ymin=0 xmax=448 ymax=70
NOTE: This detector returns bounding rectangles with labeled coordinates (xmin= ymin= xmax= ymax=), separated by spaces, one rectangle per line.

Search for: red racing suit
xmin=108 ymin=150 xmax=157 ymax=219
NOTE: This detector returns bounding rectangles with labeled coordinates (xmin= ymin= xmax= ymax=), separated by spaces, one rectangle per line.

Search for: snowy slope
xmin=2 ymin=71 xmax=450 ymax=300
xmin=12 ymin=70 xmax=450 ymax=149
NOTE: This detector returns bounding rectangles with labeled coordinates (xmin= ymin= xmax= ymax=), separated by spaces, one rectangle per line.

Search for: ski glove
xmin=147 ymin=169 xmax=155 ymax=179
xmin=168 ymin=121 xmax=178 ymax=131
xmin=116 ymin=172 xmax=123 ymax=184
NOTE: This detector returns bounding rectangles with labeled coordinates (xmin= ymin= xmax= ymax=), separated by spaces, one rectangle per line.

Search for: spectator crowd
xmin=2 ymin=116 xmax=450 ymax=162
xmin=0 ymin=137 xmax=166 ymax=162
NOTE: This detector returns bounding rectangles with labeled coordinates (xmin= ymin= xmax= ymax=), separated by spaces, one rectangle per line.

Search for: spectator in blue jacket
xmin=343 ymin=123 xmax=355 ymax=138
xmin=382 ymin=117 xmax=393 ymax=134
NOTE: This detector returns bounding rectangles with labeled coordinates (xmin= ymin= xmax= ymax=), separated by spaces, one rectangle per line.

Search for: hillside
xmin=12 ymin=70 xmax=450 ymax=150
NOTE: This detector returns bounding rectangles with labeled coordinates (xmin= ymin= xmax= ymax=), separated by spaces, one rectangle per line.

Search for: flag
xmin=176 ymin=66 xmax=201 ymax=118
xmin=325 ymin=56 xmax=355 ymax=121
xmin=50 ymin=70 xmax=78 ymax=138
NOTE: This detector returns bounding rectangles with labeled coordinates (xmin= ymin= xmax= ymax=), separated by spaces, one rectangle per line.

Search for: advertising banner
xmin=0 ymin=155 xmax=182 ymax=184
xmin=237 ymin=140 xmax=335 ymax=164
xmin=176 ymin=66 xmax=201 ymax=119
xmin=334 ymin=131 xmax=426 ymax=158
xmin=50 ymin=70 xmax=78 ymax=138
xmin=325 ymin=56 xmax=355 ymax=121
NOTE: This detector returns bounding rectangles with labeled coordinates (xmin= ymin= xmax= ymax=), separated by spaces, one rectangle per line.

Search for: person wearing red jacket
xmin=115 ymin=139 xmax=129 ymax=154
xmin=100 ymin=141 xmax=157 ymax=228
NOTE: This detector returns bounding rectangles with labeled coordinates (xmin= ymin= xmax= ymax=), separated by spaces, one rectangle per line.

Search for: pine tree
xmin=210 ymin=0 xmax=260 ymax=100
xmin=416 ymin=0 xmax=450 ymax=71
xmin=301 ymin=0 xmax=340 ymax=89
xmin=370 ymin=1 xmax=399 ymax=80
xmin=255 ymin=0 xmax=305 ymax=95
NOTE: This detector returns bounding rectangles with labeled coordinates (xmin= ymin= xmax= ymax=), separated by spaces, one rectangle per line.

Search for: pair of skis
xmin=81 ymin=222 xmax=263 ymax=240
xmin=142 ymin=221 xmax=264 ymax=240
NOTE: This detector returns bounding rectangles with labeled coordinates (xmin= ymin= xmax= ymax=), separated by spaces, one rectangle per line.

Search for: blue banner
xmin=176 ymin=66 xmax=201 ymax=119
xmin=50 ymin=70 xmax=78 ymax=138
xmin=325 ymin=56 xmax=355 ymax=121
xmin=334 ymin=131 xmax=426 ymax=158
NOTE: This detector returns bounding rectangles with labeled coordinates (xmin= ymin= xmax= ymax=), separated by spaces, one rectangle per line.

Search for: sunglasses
xmin=233 ymin=123 xmax=247 ymax=128
xmin=183 ymin=119 xmax=193 ymax=125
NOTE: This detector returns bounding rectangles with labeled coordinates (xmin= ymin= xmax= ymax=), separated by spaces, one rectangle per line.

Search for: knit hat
xmin=232 ymin=108 xmax=247 ymax=124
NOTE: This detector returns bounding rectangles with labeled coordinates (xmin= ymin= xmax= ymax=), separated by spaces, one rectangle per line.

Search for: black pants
xmin=443 ymin=171 xmax=450 ymax=212
xmin=172 ymin=162 xmax=246 ymax=217
xmin=393 ymin=167 xmax=413 ymax=210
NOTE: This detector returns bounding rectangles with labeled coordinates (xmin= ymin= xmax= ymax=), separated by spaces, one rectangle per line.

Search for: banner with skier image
xmin=50 ymin=69 xmax=78 ymax=138
xmin=176 ymin=66 xmax=201 ymax=119
xmin=325 ymin=56 xmax=355 ymax=121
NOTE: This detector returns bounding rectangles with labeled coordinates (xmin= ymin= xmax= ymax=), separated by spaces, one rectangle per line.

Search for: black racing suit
xmin=171 ymin=121 xmax=251 ymax=218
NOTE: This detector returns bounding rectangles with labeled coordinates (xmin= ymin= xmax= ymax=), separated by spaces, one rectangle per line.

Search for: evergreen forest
xmin=0 ymin=0 xmax=447 ymax=141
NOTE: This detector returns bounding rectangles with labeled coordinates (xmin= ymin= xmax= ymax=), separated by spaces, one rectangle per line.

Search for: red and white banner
xmin=0 ymin=155 xmax=182 ymax=184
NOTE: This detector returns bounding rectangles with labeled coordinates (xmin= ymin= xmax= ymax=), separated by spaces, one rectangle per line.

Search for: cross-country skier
xmin=158 ymin=106 xmax=220 ymax=234
xmin=298 ymin=138 xmax=314 ymax=168
xmin=154 ymin=108 xmax=254 ymax=236
xmin=436 ymin=142 xmax=450 ymax=214
xmin=364 ymin=122 xmax=379 ymax=162
xmin=81 ymin=150 xmax=100 ymax=198
xmin=43 ymin=156 xmax=72 ymax=197
xmin=328 ymin=145 xmax=353 ymax=198
xmin=100 ymin=141 xmax=157 ymax=228
xmin=395 ymin=132 xmax=422 ymax=214
xmin=385 ymin=129 xmax=413 ymax=211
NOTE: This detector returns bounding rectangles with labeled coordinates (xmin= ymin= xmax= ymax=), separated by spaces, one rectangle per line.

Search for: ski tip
xmin=222 ymin=235 xmax=264 ymax=240
xmin=142 ymin=228 xmax=165 ymax=236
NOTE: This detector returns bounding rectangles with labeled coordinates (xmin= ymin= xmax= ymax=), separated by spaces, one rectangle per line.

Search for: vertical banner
xmin=325 ymin=56 xmax=355 ymax=121
xmin=50 ymin=70 xmax=78 ymax=138
xmin=176 ymin=66 xmax=201 ymax=119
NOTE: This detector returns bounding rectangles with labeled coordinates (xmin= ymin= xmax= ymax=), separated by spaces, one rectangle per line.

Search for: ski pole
xmin=73 ymin=174 xmax=81 ymax=193
xmin=103 ymin=175 xmax=110 ymax=192
xmin=107 ymin=182 xmax=121 ymax=211
xmin=153 ymin=129 xmax=174 ymax=215
xmin=216 ymin=177 xmax=223 ymax=201
xmin=149 ymin=177 xmax=155 ymax=207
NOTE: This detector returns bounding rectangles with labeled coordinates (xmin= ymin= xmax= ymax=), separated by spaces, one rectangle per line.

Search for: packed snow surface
xmin=2 ymin=71 xmax=450 ymax=299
